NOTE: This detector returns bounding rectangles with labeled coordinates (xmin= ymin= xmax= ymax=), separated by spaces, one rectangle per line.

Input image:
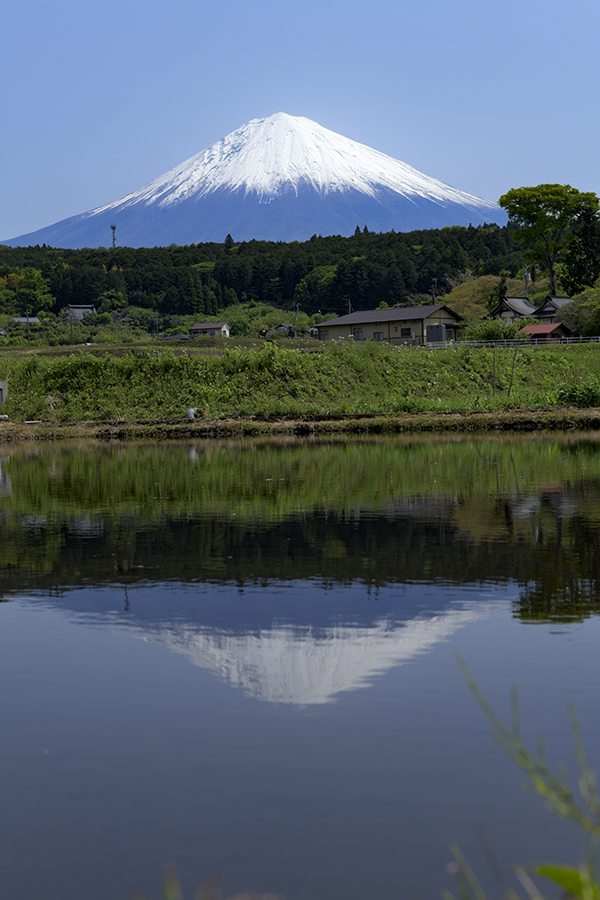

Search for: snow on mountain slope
xmin=92 ymin=112 xmax=494 ymax=209
xmin=3 ymin=113 xmax=505 ymax=248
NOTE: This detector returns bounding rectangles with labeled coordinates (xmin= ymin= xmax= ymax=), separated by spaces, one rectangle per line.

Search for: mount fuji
xmin=3 ymin=113 xmax=505 ymax=248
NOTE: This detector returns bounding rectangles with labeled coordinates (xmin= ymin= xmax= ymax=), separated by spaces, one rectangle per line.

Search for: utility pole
xmin=524 ymin=265 xmax=531 ymax=300
xmin=431 ymin=278 xmax=438 ymax=303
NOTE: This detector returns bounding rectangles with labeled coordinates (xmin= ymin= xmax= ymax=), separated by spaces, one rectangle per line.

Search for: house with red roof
xmin=519 ymin=322 xmax=572 ymax=341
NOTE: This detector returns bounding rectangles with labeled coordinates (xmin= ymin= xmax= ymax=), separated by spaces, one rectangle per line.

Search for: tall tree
xmin=498 ymin=184 xmax=599 ymax=295
xmin=562 ymin=206 xmax=600 ymax=294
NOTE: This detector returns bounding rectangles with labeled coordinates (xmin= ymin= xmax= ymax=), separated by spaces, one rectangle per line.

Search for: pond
xmin=1 ymin=434 xmax=600 ymax=900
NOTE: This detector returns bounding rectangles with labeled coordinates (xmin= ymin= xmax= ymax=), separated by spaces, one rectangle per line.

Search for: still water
xmin=1 ymin=435 xmax=600 ymax=899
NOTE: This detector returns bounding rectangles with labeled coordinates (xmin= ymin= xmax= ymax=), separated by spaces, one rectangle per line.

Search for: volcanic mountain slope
xmin=3 ymin=113 xmax=505 ymax=248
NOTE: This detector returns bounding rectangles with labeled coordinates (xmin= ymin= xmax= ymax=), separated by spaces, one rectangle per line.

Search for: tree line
xmin=0 ymin=223 xmax=524 ymax=319
xmin=3 ymin=181 xmax=600 ymax=327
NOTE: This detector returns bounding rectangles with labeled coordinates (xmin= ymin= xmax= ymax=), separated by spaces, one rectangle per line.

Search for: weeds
xmin=1 ymin=342 xmax=600 ymax=423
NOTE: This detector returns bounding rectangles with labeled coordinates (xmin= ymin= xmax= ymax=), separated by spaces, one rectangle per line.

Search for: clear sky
xmin=2 ymin=0 xmax=599 ymax=240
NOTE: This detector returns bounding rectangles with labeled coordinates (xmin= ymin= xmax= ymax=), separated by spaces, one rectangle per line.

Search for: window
xmin=373 ymin=332 xmax=384 ymax=341
xmin=352 ymin=328 xmax=363 ymax=341
xmin=319 ymin=330 xmax=329 ymax=341
xmin=400 ymin=328 xmax=411 ymax=337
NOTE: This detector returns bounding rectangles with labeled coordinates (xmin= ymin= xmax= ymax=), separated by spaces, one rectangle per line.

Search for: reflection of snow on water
xmin=123 ymin=602 xmax=499 ymax=705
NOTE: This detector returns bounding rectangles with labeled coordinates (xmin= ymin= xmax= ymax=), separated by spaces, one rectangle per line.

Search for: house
xmin=63 ymin=304 xmax=96 ymax=322
xmin=313 ymin=305 xmax=463 ymax=345
xmin=11 ymin=316 xmax=40 ymax=326
xmin=489 ymin=296 xmax=537 ymax=320
xmin=191 ymin=322 xmax=231 ymax=338
xmin=520 ymin=323 xmax=572 ymax=341
xmin=531 ymin=296 xmax=572 ymax=323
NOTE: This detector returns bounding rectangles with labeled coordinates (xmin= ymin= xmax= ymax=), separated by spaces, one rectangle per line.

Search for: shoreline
xmin=0 ymin=407 xmax=599 ymax=441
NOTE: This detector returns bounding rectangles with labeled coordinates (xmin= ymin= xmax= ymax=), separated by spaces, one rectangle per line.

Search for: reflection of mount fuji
xmin=25 ymin=579 xmax=500 ymax=704
xmin=118 ymin=598 xmax=497 ymax=704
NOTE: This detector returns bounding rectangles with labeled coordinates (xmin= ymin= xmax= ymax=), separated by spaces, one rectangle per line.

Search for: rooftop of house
xmin=316 ymin=304 xmax=462 ymax=328
xmin=520 ymin=323 xmax=571 ymax=335
xmin=533 ymin=296 xmax=572 ymax=311
xmin=191 ymin=322 xmax=229 ymax=330
xmin=489 ymin=296 xmax=537 ymax=318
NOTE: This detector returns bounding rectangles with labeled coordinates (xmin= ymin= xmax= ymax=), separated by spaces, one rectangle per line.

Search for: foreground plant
xmin=445 ymin=654 xmax=600 ymax=899
xmin=131 ymin=867 xmax=284 ymax=900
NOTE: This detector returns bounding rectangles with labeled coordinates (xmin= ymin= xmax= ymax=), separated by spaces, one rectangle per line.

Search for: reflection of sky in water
xmin=1 ymin=577 xmax=598 ymax=900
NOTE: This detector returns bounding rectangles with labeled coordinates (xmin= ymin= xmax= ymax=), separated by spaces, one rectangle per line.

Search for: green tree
xmin=563 ymin=206 xmax=600 ymax=294
xmin=462 ymin=317 xmax=536 ymax=342
xmin=0 ymin=268 xmax=53 ymax=313
xmin=557 ymin=279 xmax=600 ymax=336
xmin=498 ymin=184 xmax=600 ymax=296
xmin=97 ymin=289 xmax=126 ymax=314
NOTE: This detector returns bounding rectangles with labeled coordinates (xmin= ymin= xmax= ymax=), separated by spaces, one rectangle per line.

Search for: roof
xmin=63 ymin=305 xmax=96 ymax=321
xmin=192 ymin=322 xmax=229 ymax=330
xmin=316 ymin=304 xmax=462 ymax=328
xmin=520 ymin=323 xmax=571 ymax=335
xmin=532 ymin=296 xmax=572 ymax=314
xmin=489 ymin=296 xmax=536 ymax=318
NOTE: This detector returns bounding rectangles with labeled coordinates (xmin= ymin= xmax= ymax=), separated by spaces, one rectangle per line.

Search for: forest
xmin=0 ymin=223 xmax=525 ymax=327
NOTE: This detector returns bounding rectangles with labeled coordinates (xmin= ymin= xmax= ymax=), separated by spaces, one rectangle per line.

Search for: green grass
xmin=0 ymin=341 xmax=599 ymax=423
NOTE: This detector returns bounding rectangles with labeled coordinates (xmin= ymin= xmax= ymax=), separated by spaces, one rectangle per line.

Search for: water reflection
xmin=110 ymin=592 xmax=498 ymax=705
xmin=2 ymin=435 xmax=600 ymax=900
xmin=0 ymin=434 xmax=599 ymax=620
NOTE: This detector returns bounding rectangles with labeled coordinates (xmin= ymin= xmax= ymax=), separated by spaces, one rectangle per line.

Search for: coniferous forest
xmin=0 ymin=223 xmax=524 ymax=326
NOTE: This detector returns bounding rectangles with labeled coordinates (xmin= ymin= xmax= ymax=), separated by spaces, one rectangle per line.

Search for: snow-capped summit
xmin=3 ymin=113 xmax=505 ymax=248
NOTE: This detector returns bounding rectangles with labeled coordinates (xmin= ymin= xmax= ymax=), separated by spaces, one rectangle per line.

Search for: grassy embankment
xmin=1 ymin=340 xmax=600 ymax=438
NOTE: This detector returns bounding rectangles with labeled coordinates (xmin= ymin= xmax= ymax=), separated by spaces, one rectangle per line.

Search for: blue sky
xmin=2 ymin=0 xmax=599 ymax=240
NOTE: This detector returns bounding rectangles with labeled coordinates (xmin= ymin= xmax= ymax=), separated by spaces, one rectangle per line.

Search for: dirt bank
xmin=0 ymin=407 xmax=598 ymax=442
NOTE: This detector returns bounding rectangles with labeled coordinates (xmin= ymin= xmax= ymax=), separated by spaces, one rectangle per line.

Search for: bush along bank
xmin=1 ymin=341 xmax=600 ymax=426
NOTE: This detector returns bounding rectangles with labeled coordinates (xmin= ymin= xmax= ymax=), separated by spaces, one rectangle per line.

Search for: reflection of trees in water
xmin=499 ymin=482 xmax=600 ymax=622
xmin=516 ymin=515 xmax=600 ymax=623
xmin=0 ymin=498 xmax=598 ymax=624
xmin=1 ymin=439 xmax=600 ymax=622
